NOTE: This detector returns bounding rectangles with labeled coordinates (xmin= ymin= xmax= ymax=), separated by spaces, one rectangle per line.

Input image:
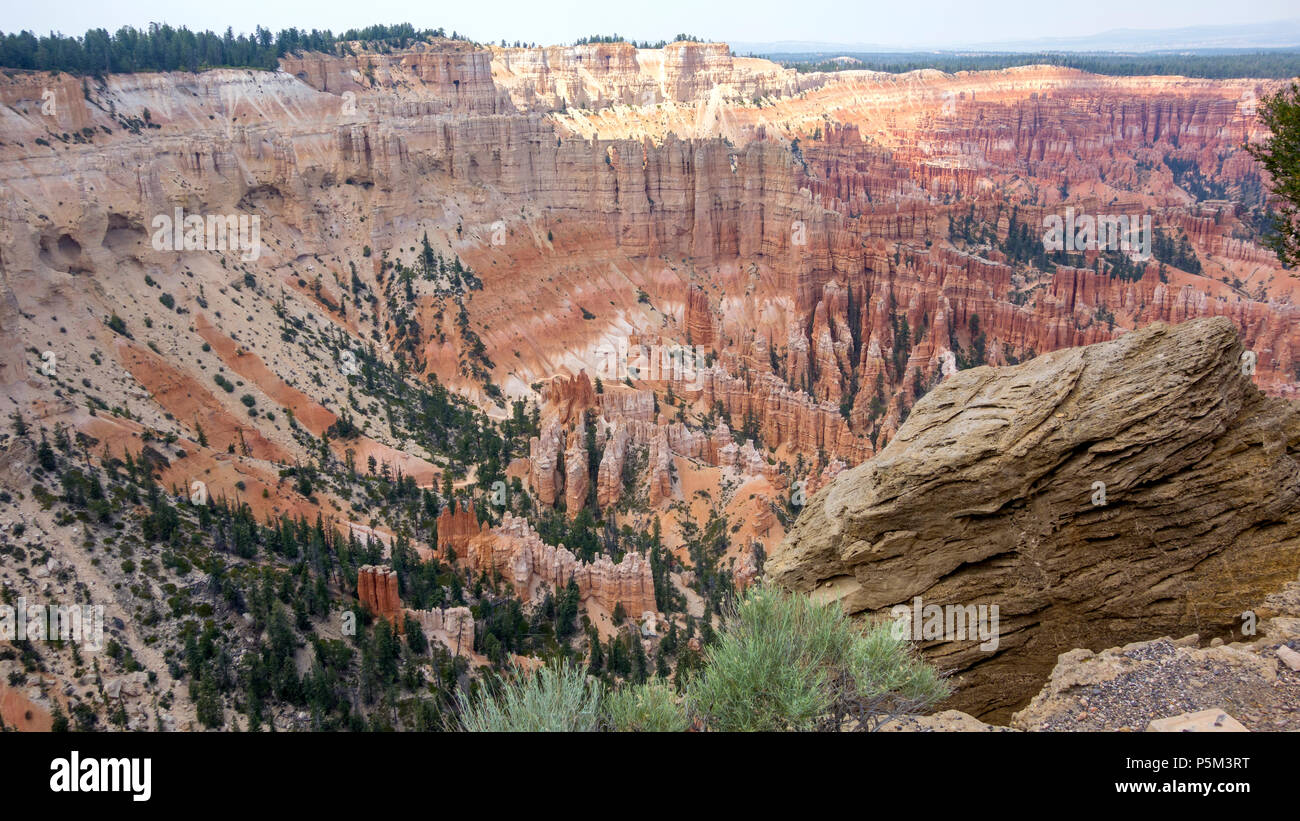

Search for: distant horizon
xmin=4 ymin=1 xmax=1299 ymax=54
xmin=6 ymin=19 xmax=1300 ymax=56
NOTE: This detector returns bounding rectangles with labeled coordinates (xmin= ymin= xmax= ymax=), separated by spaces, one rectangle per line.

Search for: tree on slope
xmin=1249 ymin=82 xmax=1300 ymax=267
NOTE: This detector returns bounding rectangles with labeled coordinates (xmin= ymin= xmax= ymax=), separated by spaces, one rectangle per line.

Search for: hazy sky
xmin=3 ymin=0 xmax=1296 ymax=48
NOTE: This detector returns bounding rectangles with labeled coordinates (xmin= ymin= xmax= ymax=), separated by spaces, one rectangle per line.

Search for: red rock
xmin=541 ymin=372 xmax=597 ymax=427
xmin=596 ymin=425 xmax=631 ymax=508
xmin=564 ymin=419 xmax=590 ymax=516
xmin=685 ymin=284 xmax=715 ymax=347
xmin=436 ymin=503 xmax=480 ymax=558
xmin=734 ymin=544 xmax=762 ymax=592
xmin=357 ymin=565 xmax=402 ymax=624
xmin=467 ymin=514 xmax=656 ymax=616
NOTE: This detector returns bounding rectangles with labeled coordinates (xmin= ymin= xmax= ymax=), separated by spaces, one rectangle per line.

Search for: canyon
xmin=1 ymin=34 xmax=1298 ymax=728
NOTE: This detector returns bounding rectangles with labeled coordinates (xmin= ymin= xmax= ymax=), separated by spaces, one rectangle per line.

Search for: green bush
xmin=603 ymin=679 xmax=689 ymax=732
xmin=456 ymin=660 xmax=602 ymax=732
xmin=456 ymin=586 xmax=948 ymax=732
xmin=686 ymin=585 xmax=949 ymax=731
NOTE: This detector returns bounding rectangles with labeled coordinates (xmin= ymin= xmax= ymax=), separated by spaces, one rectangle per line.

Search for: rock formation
xmin=596 ymin=425 xmax=631 ymax=508
xmin=436 ymin=503 xmax=480 ymax=558
xmin=598 ymin=386 xmax=656 ymax=423
xmin=563 ymin=419 xmax=590 ymax=516
xmin=2 ymin=44 xmax=1293 ymax=541
xmin=541 ymin=372 xmax=597 ymax=427
xmin=768 ymin=317 xmax=1300 ymax=720
xmin=528 ymin=422 xmax=564 ymax=506
xmin=357 ymin=565 xmax=402 ymax=622
xmin=357 ymin=565 xmax=474 ymax=655
xmin=733 ymin=544 xmax=763 ymax=592
xmin=685 ymin=284 xmax=715 ymax=347
xmin=647 ymin=429 xmax=676 ymax=506
xmin=467 ymin=514 xmax=656 ymax=616
xmin=3 ymin=36 xmax=1299 ymax=729
xmin=405 ymin=606 xmax=476 ymax=657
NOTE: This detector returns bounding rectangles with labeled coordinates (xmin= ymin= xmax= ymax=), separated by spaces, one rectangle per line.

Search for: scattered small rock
xmin=1276 ymin=645 xmax=1300 ymax=672
xmin=1147 ymin=708 xmax=1248 ymax=733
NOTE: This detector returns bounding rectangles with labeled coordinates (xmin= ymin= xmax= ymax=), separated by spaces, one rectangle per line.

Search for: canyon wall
xmin=0 ymin=38 xmax=1294 ymax=614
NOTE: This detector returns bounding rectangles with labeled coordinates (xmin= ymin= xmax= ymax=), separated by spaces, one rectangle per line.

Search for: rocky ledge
xmin=885 ymin=579 xmax=1300 ymax=731
xmin=768 ymin=317 xmax=1300 ymax=720
xmin=1011 ymin=579 xmax=1300 ymax=731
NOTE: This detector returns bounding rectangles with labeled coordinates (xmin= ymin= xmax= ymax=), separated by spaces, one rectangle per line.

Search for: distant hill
xmin=759 ymin=49 xmax=1300 ymax=80
xmin=734 ymin=18 xmax=1300 ymax=55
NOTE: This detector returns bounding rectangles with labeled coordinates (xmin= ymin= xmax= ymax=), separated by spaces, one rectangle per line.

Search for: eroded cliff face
xmin=768 ymin=317 xmax=1300 ymax=720
xmin=0 ymin=39 xmax=1295 ymax=631
xmin=466 ymin=514 xmax=657 ymax=620
xmin=356 ymin=565 xmax=475 ymax=654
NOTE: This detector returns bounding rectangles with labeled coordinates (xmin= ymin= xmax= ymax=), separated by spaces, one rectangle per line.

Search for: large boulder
xmin=767 ymin=317 xmax=1300 ymax=720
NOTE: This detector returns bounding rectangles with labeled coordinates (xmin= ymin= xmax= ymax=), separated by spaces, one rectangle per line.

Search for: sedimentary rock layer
xmin=768 ymin=317 xmax=1300 ymax=719
xmin=467 ymin=513 xmax=656 ymax=616
xmin=435 ymin=503 xmax=480 ymax=557
xmin=357 ymin=564 xmax=402 ymax=621
xmin=357 ymin=564 xmax=474 ymax=654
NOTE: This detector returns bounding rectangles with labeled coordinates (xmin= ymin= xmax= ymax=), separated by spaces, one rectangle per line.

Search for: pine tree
xmin=1248 ymin=82 xmax=1300 ymax=267
xmin=50 ymin=703 xmax=69 ymax=732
